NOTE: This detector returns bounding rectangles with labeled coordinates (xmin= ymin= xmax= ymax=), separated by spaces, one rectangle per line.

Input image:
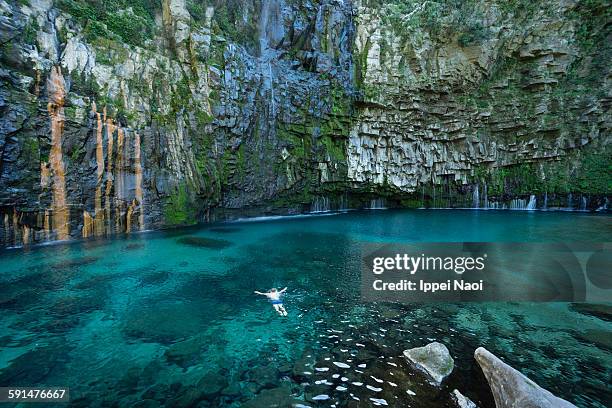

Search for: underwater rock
xmin=241 ymin=386 xmax=302 ymax=408
xmin=403 ymin=342 xmax=454 ymax=386
xmin=125 ymin=243 xmax=145 ymax=251
xmin=196 ymin=372 xmax=228 ymax=399
xmin=74 ymin=274 xmax=118 ymax=290
xmin=131 ymin=399 xmax=160 ymax=408
xmin=474 ymin=347 xmax=578 ymax=408
xmin=164 ymin=335 xmax=208 ymax=367
xmin=209 ymin=227 xmax=241 ymax=233
xmin=49 ymin=295 xmax=104 ymax=317
xmin=51 ymin=256 xmax=100 ymax=270
xmin=177 ymin=236 xmax=233 ymax=249
xmin=569 ymin=303 xmax=612 ymax=322
xmin=250 ymin=365 xmax=280 ymax=390
xmin=139 ymin=270 xmax=171 ymax=287
xmin=123 ymin=302 xmax=210 ymax=344
xmin=221 ymin=382 xmax=242 ymax=398
xmin=0 ymin=344 xmax=67 ymax=385
xmin=452 ymin=389 xmax=478 ymax=408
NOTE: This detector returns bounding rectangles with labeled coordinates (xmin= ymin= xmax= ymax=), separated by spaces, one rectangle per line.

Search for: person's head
xmin=270 ymin=288 xmax=277 ymax=293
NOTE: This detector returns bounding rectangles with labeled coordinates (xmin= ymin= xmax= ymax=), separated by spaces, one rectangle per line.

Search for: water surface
xmin=1 ymin=210 xmax=610 ymax=407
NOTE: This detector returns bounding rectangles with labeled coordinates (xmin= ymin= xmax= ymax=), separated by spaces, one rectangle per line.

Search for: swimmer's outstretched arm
xmin=254 ymin=291 xmax=266 ymax=295
xmin=279 ymin=287 xmax=287 ymax=293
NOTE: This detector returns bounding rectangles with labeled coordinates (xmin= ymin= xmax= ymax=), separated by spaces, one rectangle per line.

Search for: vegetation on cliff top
xmin=56 ymin=0 xmax=159 ymax=46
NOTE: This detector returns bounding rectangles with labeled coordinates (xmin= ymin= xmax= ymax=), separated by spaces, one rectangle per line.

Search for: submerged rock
xmin=196 ymin=372 xmax=228 ymax=399
xmin=403 ymin=342 xmax=454 ymax=386
xmin=177 ymin=236 xmax=233 ymax=249
xmin=241 ymin=386 xmax=302 ymax=408
xmin=163 ymin=335 xmax=208 ymax=367
xmin=452 ymin=389 xmax=478 ymax=408
xmin=474 ymin=347 xmax=577 ymax=408
xmin=209 ymin=227 xmax=241 ymax=233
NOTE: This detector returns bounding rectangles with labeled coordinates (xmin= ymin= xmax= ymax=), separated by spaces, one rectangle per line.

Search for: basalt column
xmin=45 ymin=66 xmax=70 ymax=241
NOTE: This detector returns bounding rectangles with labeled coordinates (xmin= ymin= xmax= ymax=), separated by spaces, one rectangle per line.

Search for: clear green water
xmin=0 ymin=210 xmax=610 ymax=407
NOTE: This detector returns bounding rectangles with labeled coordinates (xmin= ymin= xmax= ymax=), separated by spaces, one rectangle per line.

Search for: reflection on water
xmin=0 ymin=210 xmax=610 ymax=407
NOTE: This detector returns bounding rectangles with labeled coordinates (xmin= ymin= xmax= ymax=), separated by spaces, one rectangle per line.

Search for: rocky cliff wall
xmin=0 ymin=0 xmax=609 ymax=247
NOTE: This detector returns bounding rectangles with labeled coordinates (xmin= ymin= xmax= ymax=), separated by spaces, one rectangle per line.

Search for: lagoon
xmin=0 ymin=210 xmax=610 ymax=407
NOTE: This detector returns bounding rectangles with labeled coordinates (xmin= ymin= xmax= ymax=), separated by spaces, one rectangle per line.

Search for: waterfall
xmin=339 ymin=193 xmax=349 ymax=211
xmin=596 ymin=197 xmax=609 ymax=212
xmin=567 ymin=193 xmax=573 ymax=210
xmin=580 ymin=196 xmax=587 ymax=211
xmin=472 ymin=185 xmax=480 ymax=209
xmin=311 ymin=196 xmax=330 ymax=213
xmin=543 ymin=192 xmax=548 ymax=210
xmin=368 ymin=198 xmax=386 ymax=210
xmin=267 ymin=62 xmax=276 ymax=117
xmin=483 ymin=183 xmax=488 ymax=209
xmin=258 ymin=0 xmax=280 ymax=136
xmin=421 ymin=185 xmax=425 ymax=208
xmin=526 ymin=195 xmax=537 ymax=210
xmin=510 ymin=198 xmax=527 ymax=210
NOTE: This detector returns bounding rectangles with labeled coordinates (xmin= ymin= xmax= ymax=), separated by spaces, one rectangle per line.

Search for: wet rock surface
xmin=452 ymin=389 xmax=479 ymax=408
xmin=404 ymin=342 xmax=455 ymax=386
xmin=475 ymin=347 xmax=578 ymax=408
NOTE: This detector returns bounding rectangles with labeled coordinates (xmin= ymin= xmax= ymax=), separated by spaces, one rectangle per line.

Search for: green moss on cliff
xmin=164 ymin=183 xmax=197 ymax=225
xmin=473 ymin=144 xmax=611 ymax=196
xmin=56 ymin=0 xmax=159 ymax=47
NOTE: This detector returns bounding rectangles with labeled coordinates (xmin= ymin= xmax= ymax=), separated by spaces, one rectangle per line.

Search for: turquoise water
xmin=0 ymin=210 xmax=610 ymax=407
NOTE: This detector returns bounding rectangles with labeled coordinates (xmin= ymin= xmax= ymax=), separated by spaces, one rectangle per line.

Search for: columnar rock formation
xmin=0 ymin=0 xmax=609 ymax=246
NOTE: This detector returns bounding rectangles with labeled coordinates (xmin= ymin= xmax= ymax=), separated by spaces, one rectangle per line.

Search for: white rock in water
xmin=451 ymin=389 xmax=478 ymax=408
xmin=403 ymin=342 xmax=454 ymax=386
xmin=369 ymin=398 xmax=388 ymax=406
xmin=315 ymin=367 xmax=329 ymax=372
xmin=366 ymin=385 xmax=382 ymax=392
xmin=406 ymin=390 xmax=416 ymax=396
xmin=474 ymin=347 xmax=578 ymax=408
xmin=333 ymin=362 xmax=350 ymax=368
xmin=312 ymin=394 xmax=329 ymax=401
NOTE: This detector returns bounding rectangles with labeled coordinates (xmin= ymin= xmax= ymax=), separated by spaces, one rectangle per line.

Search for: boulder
xmin=403 ymin=342 xmax=454 ymax=386
xmin=474 ymin=347 xmax=577 ymax=408
xmin=452 ymin=389 xmax=478 ymax=408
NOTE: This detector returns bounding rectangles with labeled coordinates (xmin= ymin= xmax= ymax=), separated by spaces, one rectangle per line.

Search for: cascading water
xmin=526 ymin=195 xmax=537 ymax=210
xmin=267 ymin=62 xmax=276 ymax=117
xmin=472 ymin=185 xmax=480 ymax=209
xmin=596 ymin=197 xmax=609 ymax=212
xmin=311 ymin=196 xmax=330 ymax=213
xmin=368 ymin=198 xmax=386 ymax=210
xmin=510 ymin=198 xmax=527 ymax=210
xmin=567 ymin=193 xmax=573 ymax=210
xmin=339 ymin=193 xmax=349 ymax=211
xmin=543 ymin=192 xmax=548 ymax=210
xmin=483 ymin=183 xmax=488 ymax=209
xmin=258 ymin=0 xmax=281 ymax=133
xmin=580 ymin=196 xmax=587 ymax=211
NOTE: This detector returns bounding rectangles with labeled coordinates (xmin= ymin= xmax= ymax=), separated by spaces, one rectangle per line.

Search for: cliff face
xmin=0 ymin=0 xmax=610 ymax=247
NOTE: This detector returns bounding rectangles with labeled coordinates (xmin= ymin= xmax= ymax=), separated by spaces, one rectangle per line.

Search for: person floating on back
xmin=254 ymin=287 xmax=288 ymax=316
